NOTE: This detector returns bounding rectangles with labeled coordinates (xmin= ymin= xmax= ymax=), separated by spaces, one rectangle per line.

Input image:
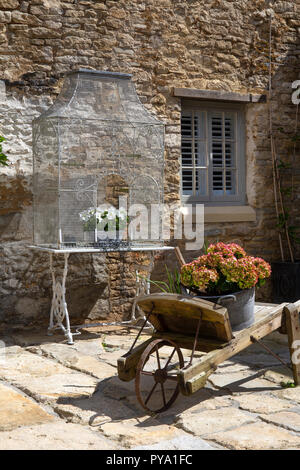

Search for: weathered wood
xmin=119 ymin=299 xmax=300 ymax=402
xmin=152 ymin=331 xmax=228 ymax=353
xmin=137 ymin=293 xmax=233 ymax=342
xmin=285 ymin=303 xmax=300 ymax=385
xmin=178 ymin=302 xmax=288 ymax=386
xmin=173 ymin=87 xmax=267 ymax=103
xmin=174 ymin=246 xmax=186 ymax=266
xmin=182 ymin=369 xmax=215 ymax=396
xmin=117 ymin=337 xmax=153 ymax=381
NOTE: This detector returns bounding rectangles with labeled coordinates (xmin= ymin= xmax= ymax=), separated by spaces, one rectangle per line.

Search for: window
xmin=181 ymin=101 xmax=246 ymax=205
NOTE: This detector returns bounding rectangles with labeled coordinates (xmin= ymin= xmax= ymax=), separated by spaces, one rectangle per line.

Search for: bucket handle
xmin=216 ymin=294 xmax=237 ymax=306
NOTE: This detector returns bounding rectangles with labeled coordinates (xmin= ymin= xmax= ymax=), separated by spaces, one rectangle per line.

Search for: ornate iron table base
xmin=48 ymin=252 xmax=74 ymax=344
xmin=30 ymin=245 xmax=174 ymax=344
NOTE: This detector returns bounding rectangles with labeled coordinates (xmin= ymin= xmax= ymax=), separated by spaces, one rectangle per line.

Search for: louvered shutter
xmin=181 ymin=102 xmax=245 ymax=205
xmin=181 ymin=111 xmax=208 ymax=200
xmin=210 ymin=111 xmax=237 ymax=198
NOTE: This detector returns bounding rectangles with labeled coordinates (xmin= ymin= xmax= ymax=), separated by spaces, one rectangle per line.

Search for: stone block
xmin=261 ymin=411 xmax=300 ymax=432
xmin=208 ymin=422 xmax=300 ymax=450
xmin=230 ymin=393 xmax=294 ymax=414
xmin=0 ymin=383 xmax=55 ymax=431
xmin=176 ymin=407 xmax=256 ymax=437
xmin=0 ymin=422 xmax=118 ymax=450
xmin=0 ymin=0 xmax=19 ymax=9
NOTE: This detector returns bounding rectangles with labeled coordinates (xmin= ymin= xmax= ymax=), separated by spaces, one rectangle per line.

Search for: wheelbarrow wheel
xmin=135 ymin=338 xmax=184 ymax=414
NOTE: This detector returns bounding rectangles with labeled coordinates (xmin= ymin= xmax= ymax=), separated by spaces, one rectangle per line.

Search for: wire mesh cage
xmin=32 ymin=69 xmax=165 ymax=250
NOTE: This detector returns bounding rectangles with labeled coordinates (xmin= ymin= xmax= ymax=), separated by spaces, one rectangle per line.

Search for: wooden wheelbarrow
xmin=118 ymin=293 xmax=300 ymax=414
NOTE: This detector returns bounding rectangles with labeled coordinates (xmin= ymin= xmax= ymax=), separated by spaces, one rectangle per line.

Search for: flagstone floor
xmin=0 ymin=325 xmax=300 ymax=450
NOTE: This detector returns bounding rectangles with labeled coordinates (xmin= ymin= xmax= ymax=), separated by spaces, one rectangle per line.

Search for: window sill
xmin=181 ymin=205 xmax=256 ymax=223
xmin=204 ymin=205 xmax=256 ymax=223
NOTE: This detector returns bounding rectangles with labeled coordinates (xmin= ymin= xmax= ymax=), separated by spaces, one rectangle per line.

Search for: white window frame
xmin=181 ymin=100 xmax=246 ymax=206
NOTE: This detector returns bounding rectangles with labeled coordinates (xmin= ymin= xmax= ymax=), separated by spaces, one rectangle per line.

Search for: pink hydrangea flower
xmin=192 ymin=266 xmax=219 ymax=290
xmin=180 ymin=242 xmax=271 ymax=294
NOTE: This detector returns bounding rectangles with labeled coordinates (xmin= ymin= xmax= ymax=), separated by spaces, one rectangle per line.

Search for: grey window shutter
xmin=181 ymin=102 xmax=245 ymax=205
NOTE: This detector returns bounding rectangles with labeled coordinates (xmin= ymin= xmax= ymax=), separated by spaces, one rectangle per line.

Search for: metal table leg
xmin=48 ymin=252 xmax=74 ymax=345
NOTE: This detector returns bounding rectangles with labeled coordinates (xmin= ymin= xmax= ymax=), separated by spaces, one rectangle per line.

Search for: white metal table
xmin=29 ymin=245 xmax=174 ymax=344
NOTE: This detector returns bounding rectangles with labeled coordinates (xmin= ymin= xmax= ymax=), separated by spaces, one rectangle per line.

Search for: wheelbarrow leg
xmin=285 ymin=304 xmax=300 ymax=386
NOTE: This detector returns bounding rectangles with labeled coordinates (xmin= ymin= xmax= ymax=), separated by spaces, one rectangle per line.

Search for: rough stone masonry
xmin=0 ymin=0 xmax=299 ymax=326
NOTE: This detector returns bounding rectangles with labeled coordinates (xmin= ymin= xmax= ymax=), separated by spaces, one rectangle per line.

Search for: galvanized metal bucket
xmin=182 ymin=286 xmax=255 ymax=332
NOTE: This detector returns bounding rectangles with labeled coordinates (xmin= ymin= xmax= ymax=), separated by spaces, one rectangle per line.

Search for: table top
xmin=28 ymin=245 xmax=175 ymax=254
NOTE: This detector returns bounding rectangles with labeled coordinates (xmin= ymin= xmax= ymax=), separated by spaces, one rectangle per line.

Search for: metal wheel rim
xmin=135 ymin=338 xmax=184 ymax=414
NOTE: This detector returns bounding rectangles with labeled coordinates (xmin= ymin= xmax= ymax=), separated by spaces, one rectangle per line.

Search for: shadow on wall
xmin=0 ymin=247 xmax=110 ymax=326
xmin=0 ymin=174 xmax=33 ymax=242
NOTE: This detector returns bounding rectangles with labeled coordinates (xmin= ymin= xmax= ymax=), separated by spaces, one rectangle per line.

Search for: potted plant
xmin=180 ymin=242 xmax=271 ymax=331
xmin=79 ymin=205 xmax=129 ymax=242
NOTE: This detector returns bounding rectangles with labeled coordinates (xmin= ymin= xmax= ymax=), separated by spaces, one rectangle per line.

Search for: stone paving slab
xmin=125 ymin=387 xmax=232 ymax=427
xmin=234 ymin=352 xmax=290 ymax=368
xmin=0 ymin=349 xmax=98 ymax=404
xmin=275 ymin=387 xmax=300 ymax=404
xmin=28 ymin=343 xmax=117 ymax=380
xmin=99 ymin=417 xmax=184 ymax=448
xmin=1 ymin=329 xmax=300 ymax=450
xmin=133 ymin=435 xmax=222 ymax=450
xmin=0 ymin=383 xmax=55 ymax=431
xmin=98 ymin=348 xmax=129 ymax=368
xmin=100 ymin=333 xmax=149 ymax=350
xmin=0 ymin=422 xmax=119 ymax=450
xmin=228 ymin=393 xmax=294 ymax=414
xmin=263 ymin=366 xmax=294 ymax=384
xmin=207 ymin=422 xmax=300 ymax=450
xmin=176 ymin=407 xmax=256 ymax=437
xmin=212 ymin=361 xmax=252 ymax=375
xmin=99 ymin=376 xmax=138 ymax=400
xmin=54 ymin=390 xmax=142 ymax=425
xmin=209 ymin=369 xmax=282 ymax=393
xmin=260 ymin=411 xmax=300 ymax=432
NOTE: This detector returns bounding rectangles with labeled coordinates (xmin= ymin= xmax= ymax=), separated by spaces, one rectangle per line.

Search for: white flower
xmin=79 ymin=207 xmax=95 ymax=222
xmin=107 ymin=207 xmax=117 ymax=220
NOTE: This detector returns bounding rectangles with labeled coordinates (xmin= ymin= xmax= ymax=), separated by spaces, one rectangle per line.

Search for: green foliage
xmin=277 ymin=159 xmax=291 ymax=170
xmin=280 ymin=381 xmax=295 ymax=388
xmin=280 ymin=187 xmax=292 ymax=197
xmin=0 ymin=136 xmax=8 ymax=166
xmin=276 ymin=211 xmax=289 ymax=229
xmin=138 ymin=265 xmax=181 ymax=294
xmin=202 ymin=239 xmax=209 ymax=255
xmin=288 ymin=226 xmax=300 ymax=244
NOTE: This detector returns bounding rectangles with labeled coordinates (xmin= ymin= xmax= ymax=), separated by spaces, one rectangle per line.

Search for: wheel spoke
xmin=145 ymin=381 xmax=158 ymax=405
xmin=164 ymin=348 xmax=176 ymax=370
xmin=155 ymin=345 xmax=161 ymax=370
xmin=161 ymin=383 xmax=167 ymax=407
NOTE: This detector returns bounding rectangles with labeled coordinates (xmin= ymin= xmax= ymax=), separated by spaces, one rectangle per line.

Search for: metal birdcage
xmin=32 ymin=69 xmax=165 ymax=251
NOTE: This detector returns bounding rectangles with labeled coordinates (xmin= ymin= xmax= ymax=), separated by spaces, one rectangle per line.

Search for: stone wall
xmin=0 ymin=0 xmax=300 ymax=326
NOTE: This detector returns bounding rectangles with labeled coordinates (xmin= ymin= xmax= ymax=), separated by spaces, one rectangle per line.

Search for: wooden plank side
xmin=174 ymin=246 xmax=186 ymax=266
xmin=154 ymin=313 xmax=230 ymax=342
xmin=137 ymin=293 xmax=233 ymax=342
xmin=152 ymin=331 xmax=228 ymax=353
xmin=137 ymin=294 xmax=228 ymax=321
xmin=184 ymin=369 xmax=215 ymax=396
xmin=285 ymin=303 xmax=300 ymax=385
xmin=117 ymin=337 xmax=153 ymax=381
xmin=179 ymin=302 xmax=287 ymax=385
